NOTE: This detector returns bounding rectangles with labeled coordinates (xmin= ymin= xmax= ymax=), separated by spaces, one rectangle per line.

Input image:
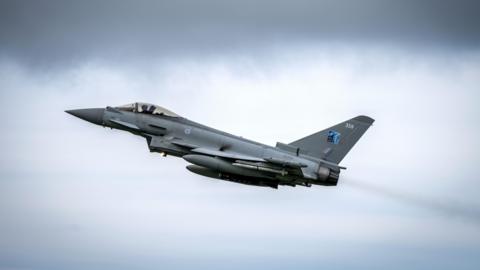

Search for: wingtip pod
xmin=353 ymin=115 xmax=375 ymax=125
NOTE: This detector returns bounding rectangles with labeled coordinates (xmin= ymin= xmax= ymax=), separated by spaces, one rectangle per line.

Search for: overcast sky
xmin=1 ymin=1 xmax=480 ymax=270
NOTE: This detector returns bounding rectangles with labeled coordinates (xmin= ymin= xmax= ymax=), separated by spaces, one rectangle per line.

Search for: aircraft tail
xmin=289 ymin=115 xmax=374 ymax=164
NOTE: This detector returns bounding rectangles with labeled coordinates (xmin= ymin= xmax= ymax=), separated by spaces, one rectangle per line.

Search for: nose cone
xmin=65 ymin=108 xmax=105 ymax=125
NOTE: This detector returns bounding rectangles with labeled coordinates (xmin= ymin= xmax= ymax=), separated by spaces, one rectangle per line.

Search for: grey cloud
xmin=1 ymin=50 xmax=480 ymax=269
xmin=1 ymin=0 xmax=480 ymax=67
xmin=1 ymin=3 xmax=480 ymax=268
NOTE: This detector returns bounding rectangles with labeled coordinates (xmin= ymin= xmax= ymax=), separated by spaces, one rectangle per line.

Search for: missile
xmin=186 ymin=165 xmax=278 ymax=189
xmin=183 ymin=154 xmax=268 ymax=178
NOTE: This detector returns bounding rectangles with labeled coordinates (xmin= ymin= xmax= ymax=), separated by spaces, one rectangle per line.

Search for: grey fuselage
xmin=66 ymin=105 xmax=349 ymax=188
xmin=105 ymin=107 xmax=328 ymax=187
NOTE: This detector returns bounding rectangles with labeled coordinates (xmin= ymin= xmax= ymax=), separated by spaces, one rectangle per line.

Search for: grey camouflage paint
xmin=66 ymin=102 xmax=373 ymax=189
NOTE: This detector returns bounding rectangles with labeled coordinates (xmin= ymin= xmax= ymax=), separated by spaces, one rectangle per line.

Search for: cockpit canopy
xmin=115 ymin=102 xmax=180 ymax=117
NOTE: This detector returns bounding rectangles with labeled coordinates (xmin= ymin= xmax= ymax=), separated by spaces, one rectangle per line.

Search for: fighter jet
xmin=66 ymin=102 xmax=374 ymax=189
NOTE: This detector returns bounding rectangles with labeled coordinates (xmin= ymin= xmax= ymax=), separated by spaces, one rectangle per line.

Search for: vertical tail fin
xmin=289 ymin=115 xmax=374 ymax=164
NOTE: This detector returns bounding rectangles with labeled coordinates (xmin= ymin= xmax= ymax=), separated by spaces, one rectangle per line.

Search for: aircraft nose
xmin=65 ymin=108 xmax=105 ymax=125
